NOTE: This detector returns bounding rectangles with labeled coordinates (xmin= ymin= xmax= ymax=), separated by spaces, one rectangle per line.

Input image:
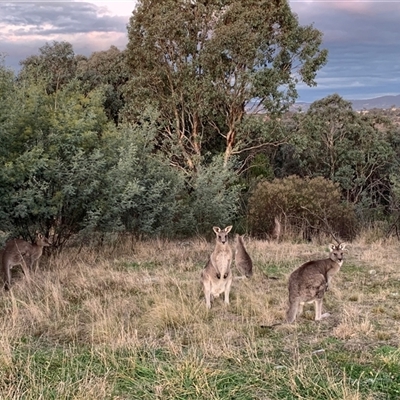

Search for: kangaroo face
xmin=36 ymin=233 xmax=51 ymax=247
xmin=329 ymin=243 xmax=346 ymax=264
xmin=213 ymin=226 xmax=232 ymax=245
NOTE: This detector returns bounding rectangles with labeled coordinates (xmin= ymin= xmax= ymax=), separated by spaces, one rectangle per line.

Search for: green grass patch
xmin=259 ymin=262 xmax=293 ymax=278
xmin=115 ymin=260 xmax=163 ymax=271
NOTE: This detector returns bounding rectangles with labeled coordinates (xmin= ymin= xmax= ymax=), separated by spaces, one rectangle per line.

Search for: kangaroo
xmin=286 ymin=243 xmax=346 ymax=323
xmin=271 ymin=216 xmax=281 ymax=241
xmin=235 ymin=234 xmax=253 ymax=278
xmin=201 ymin=226 xmax=233 ymax=309
xmin=2 ymin=233 xmax=51 ymax=290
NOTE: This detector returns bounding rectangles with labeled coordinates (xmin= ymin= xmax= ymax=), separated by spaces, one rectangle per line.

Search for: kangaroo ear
xmin=339 ymin=243 xmax=346 ymax=250
xmin=213 ymin=227 xmax=221 ymax=234
xmin=329 ymin=244 xmax=336 ymax=250
xmin=225 ymin=225 xmax=233 ymax=233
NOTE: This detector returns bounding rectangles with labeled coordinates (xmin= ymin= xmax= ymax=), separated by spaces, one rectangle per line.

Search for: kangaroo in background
xmin=271 ymin=216 xmax=281 ymax=241
xmin=201 ymin=226 xmax=233 ymax=309
xmin=286 ymin=243 xmax=346 ymax=323
xmin=2 ymin=233 xmax=51 ymax=290
xmin=235 ymin=234 xmax=253 ymax=278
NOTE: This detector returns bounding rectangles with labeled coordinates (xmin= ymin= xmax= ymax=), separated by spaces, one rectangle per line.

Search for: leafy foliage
xmin=76 ymin=46 xmax=130 ymax=124
xmin=292 ymin=95 xmax=394 ymax=210
xmin=125 ymin=0 xmax=327 ymax=169
xmin=19 ymin=41 xmax=78 ymax=95
xmin=0 ymin=70 xmax=240 ymax=244
xmin=248 ymin=175 xmax=357 ymax=240
xmin=188 ymin=155 xmax=241 ymax=234
xmin=0 ymin=76 xmax=114 ymax=243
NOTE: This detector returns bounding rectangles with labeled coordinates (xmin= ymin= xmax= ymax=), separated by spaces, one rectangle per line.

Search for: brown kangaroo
xmin=235 ymin=234 xmax=253 ymax=278
xmin=201 ymin=226 xmax=233 ymax=309
xmin=271 ymin=216 xmax=282 ymax=241
xmin=286 ymin=243 xmax=346 ymax=323
xmin=2 ymin=233 xmax=51 ymax=290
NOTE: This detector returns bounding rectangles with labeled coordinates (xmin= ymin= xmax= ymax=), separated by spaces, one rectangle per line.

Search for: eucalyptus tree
xmin=0 ymin=57 xmax=15 ymax=160
xmin=76 ymin=46 xmax=130 ymax=124
xmin=292 ymin=94 xmax=394 ymax=220
xmin=125 ymin=0 xmax=328 ymax=170
xmin=19 ymin=41 xmax=78 ymax=97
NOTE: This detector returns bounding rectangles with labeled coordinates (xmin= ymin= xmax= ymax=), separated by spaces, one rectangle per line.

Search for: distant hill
xmin=292 ymin=94 xmax=400 ymax=112
xmin=350 ymin=95 xmax=400 ymax=110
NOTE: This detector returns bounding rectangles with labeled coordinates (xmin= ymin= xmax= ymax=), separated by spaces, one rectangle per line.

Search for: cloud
xmin=0 ymin=2 xmax=130 ymax=70
xmin=0 ymin=3 xmax=122 ymax=33
xmin=290 ymin=0 xmax=400 ymax=101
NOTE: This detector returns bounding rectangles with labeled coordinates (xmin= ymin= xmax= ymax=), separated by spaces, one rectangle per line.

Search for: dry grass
xmin=1 ymin=235 xmax=400 ymax=398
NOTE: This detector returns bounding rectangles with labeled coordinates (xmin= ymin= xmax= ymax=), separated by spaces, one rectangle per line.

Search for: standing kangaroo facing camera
xmin=2 ymin=233 xmax=51 ymax=290
xmin=201 ymin=226 xmax=233 ymax=309
xmin=286 ymin=243 xmax=346 ymax=323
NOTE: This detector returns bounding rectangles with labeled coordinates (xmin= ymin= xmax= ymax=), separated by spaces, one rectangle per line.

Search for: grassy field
xmin=0 ymin=234 xmax=399 ymax=399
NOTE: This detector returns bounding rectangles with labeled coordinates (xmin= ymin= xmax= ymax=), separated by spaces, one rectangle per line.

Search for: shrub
xmin=248 ymin=175 xmax=357 ymax=241
xmin=188 ymin=155 xmax=241 ymax=235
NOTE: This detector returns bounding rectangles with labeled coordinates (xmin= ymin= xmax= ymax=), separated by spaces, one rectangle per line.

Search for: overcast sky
xmin=0 ymin=1 xmax=399 ymax=103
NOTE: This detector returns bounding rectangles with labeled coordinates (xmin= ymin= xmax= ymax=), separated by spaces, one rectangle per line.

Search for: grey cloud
xmin=0 ymin=2 xmax=130 ymax=70
xmin=290 ymin=1 xmax=400 ymax=102
xmin=0 ymin=2 xmax=128 ymax=35
xmin=292 ymin=2 xmax=400 ymax=46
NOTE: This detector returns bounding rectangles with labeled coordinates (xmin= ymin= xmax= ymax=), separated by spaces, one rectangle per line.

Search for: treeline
xmin=1 ymin=0 xmax=399 ymax=247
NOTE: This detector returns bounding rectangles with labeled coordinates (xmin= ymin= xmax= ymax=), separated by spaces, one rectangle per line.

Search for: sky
xmin=0 ymin=0 xmax=399 ymax=103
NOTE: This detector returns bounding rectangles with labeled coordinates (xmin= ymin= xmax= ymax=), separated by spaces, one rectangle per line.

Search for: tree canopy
xmin=126 ymin=0 xmax=328 ymax=169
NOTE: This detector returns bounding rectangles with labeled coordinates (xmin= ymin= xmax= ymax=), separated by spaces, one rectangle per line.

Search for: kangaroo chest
xmin=214 ymin=250 xmax=231 ymax=263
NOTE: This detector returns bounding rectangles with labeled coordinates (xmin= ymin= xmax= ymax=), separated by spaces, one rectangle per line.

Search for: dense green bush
xmin=248 ymin=175 xmax=357 ymax=241
xmin=188 ymin=155 xmax=241 ymax=235
xmin=0 ymin=68 xmax=240 ymax=244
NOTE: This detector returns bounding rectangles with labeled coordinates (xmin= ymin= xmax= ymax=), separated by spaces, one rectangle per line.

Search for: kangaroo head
xmin=213 ymin=226 xmax=233 ymax=244
xmin=329 ymin=243 xmax=346 ymax=263
xmin=35 ymin=233 xmax=52 ymax=247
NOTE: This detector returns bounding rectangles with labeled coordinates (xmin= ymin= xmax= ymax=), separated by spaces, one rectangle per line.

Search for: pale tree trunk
xmin=224 ymin=128 xmax=235 ymax=168
xmin=223 ymin=104 xmax=244 ymax=167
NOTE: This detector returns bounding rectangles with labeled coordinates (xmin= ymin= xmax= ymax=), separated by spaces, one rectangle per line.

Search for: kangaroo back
xmin=271 ymin=216 xmax=281 ymax=241
xmin=235 ymin=234 xmax=253 ymax=278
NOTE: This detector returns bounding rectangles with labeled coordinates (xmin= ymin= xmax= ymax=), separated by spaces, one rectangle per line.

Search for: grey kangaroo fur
xmin=271 ymin=216 xmax=282 ymax=241
xmin=201 ymin=226 xmax=233 ymax=309
xmin=286 ymin=243 xmax=346 ymax=323
xmin=2 ymin=232 xmax=51 ymax=290
xmin=235 ymin=234 xmax=253 ymax=278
